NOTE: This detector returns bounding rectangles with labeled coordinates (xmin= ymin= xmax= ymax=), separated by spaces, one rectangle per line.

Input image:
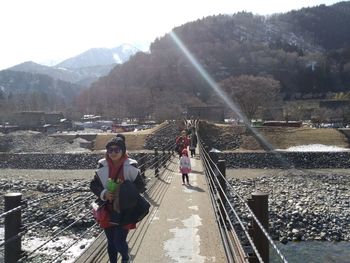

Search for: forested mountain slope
xmin=77 ymin=2 xmax=350 ymax=120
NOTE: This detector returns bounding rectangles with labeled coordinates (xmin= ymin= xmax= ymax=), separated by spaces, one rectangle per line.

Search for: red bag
xmin=92 ymin=202 xmax=110 ymax=228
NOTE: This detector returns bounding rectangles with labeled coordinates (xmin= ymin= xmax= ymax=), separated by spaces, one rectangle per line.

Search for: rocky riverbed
xmin=227 ymin=169 xmax=350 ymax=244
xmin=0 ymin=177 xmax=98 ymax=262
xmin=0 ymin=131 xmax=90 ymax=153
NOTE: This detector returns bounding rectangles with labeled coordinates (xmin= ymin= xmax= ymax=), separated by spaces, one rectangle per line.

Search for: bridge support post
xmin=162 ymin=148 xmax=166 ymax=167
xmin=171 ymin=140 xmax=175 ymax=156
xmin=204 ymin=145 xmax=210 ymax=155
xmin=154 ymin=147 xmax=159 ymax=177
xmin=208 ymin=151 xmax=218 ymax=193
xmin=216 ymin=160 xmax=227 ymax=224
xmin=201 ymin=143 xmax=209 ymax=173
xmin=249 ymin=191 xmax=269 ymax=263
xmin=168 ymin=148 xmax=171 ymax=162
xmin=139 ymin=153 xmax=146 ymax=179
xmin=4 ymin=193 xmax=22 ymax=263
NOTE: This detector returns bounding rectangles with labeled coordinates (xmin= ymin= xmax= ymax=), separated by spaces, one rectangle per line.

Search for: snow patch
xmin=276 ymin=144 xmax=350 ymax=152
xmin=0 ymin=229 xmax=94 ymax=263
xmin=22 ymin=236 xmax=94 ymax=263
xmin=121 ymin=44 xmax=137 ymax=53
xmin=164 ymin=215 xmax=205 ymax=263
xmin=113 ymin=53 xmax=122 ymax=63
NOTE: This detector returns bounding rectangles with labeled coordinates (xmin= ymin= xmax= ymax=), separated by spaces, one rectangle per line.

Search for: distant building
xmin=187 ymin=106 xmax=224 ymax=122
xmin=12 ymin=111 xmax=45 ymax=128
xmin=82 ymin=115 xmax=101 ymax=122
xmin=11 ymin=111 xmax=71 ymax=131
xmin=44 ymin=112 xmax=64 ymax=125
xmin=263 ymin=120 xmax=302 ymax=127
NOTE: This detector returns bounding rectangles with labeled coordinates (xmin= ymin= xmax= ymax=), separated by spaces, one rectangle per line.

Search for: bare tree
xmin=220 ymin=75 xmax=281 ymax=120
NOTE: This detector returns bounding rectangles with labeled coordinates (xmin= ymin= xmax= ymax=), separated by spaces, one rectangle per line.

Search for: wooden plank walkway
xmin=75 ymin=155 xmax=226 ymax=263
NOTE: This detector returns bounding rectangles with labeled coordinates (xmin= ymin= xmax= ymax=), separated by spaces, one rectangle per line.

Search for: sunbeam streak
xmin=169 ymin=31 xmax=279 ymax=154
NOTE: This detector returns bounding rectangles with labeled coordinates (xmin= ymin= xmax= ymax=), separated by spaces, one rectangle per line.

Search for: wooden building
xmin=12 ymin=111 xmax=70 ymax=131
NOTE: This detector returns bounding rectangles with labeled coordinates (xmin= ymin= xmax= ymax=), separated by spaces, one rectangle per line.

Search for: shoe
xmin=182 ymin=182 xmax=185 ymax=185
xmin=122 ymin=254 xmax=132 ymax=263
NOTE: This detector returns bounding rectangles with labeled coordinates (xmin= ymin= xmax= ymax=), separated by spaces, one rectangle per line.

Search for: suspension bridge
xmin=0 ymin=121 xmax=289 ymax=263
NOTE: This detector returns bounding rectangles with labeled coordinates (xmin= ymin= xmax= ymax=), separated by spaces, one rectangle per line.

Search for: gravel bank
xmin=226 ymin=169 xmax=350 ymax=243
xmin=0 ymin=169 xmax=93 ymax=181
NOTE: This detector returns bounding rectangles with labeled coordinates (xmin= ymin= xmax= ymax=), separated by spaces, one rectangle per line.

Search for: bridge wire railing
xmin=0 ymin=188 xmax=91 ymax=247
xmin=199 ymin=141 xmax=263 ymax=262
xmin=0 ymin=193 xmax=94 ymax=249
xmin=18 ymin=205 xmax=93 ymax=262
xmin=51 ymin=222 xmax=98 ymax=263
xmin=198 ymin=134 xmax=288 ymax=263
xmin=23 ymin=195 xmax=94 ymax=231
xmin=0 ymin=180 xmax=89 ymax=221
xmin=201 ymin=152 xmax=238 ymax=263
xmin=1 ymin=192 xmax=94 ymax=258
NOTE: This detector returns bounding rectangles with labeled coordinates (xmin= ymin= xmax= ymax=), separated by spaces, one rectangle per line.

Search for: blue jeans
xmin=104 ymin=226 xmax=129 ymax=263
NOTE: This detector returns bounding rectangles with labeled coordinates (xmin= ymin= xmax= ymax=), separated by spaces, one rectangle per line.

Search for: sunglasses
xmin=107 ymin=146 xmax=122 ymax=154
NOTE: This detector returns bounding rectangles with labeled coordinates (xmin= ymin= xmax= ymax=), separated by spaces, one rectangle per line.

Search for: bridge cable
xmin=200 ymin=141 xmax=288 ymax=263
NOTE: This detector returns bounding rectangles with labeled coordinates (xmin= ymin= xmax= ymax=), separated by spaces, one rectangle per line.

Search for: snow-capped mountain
xmin=111 ymin=44 xmax=141 ymax=64
xmin=7 ymin=43 xmax=146 ymax=86
xmin=8 ymin=61 xmax=116 ymax=86
xmin=56 ymin=44 xmax=141 ymax=69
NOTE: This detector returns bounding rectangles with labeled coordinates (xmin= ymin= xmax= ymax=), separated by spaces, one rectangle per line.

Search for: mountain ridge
xmin=6 ymin=43 xmax=142 ymax=86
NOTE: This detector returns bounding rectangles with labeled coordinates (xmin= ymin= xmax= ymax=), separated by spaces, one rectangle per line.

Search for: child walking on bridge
xmin=180 ymin=149 xmax=191 ymax=185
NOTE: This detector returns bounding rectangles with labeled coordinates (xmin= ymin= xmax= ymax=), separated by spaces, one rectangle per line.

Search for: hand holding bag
xmin=92 ymin=202 xmax=110 ymax=228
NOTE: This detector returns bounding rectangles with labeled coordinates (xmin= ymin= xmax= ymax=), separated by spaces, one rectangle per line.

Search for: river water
xmin=271 ymin=241 xmax=350 ymax=263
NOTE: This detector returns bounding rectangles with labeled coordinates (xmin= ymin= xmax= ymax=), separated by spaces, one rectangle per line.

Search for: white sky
xmin=0 ymin=0 xmax=344 ymax=70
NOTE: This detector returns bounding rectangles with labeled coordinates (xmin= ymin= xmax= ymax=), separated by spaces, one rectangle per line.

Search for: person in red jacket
xmin=175 ymin=130 xmax=189 ymax=157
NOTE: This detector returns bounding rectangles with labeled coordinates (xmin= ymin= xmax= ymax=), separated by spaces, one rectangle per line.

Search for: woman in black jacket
xmin=90 ymin=136 xmax=146 ymax=263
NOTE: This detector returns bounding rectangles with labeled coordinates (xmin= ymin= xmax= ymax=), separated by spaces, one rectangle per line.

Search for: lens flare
xmin=169 ymin=31 xmax=290 ymax=167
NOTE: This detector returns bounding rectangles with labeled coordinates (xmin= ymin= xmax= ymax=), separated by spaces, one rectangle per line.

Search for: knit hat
xmin=105 ymin=137 xmax=126 ymax=154
xmin=116 ymin=133 xmax=126 ymax=142
xmin=182 ymin=149 xmax=188 ymax=156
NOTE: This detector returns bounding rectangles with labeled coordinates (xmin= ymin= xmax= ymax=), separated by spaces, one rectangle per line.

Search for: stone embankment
xmin=144 ymin=121 xmax=180 ymax=150
xmin=2 ymin=151 xmax=350 ymax=169
xmin=0 ymin=153 xmax=151 ymax=169
xmin=219 ymin=151 xmax=350 ymax=168
xmin=228 ymin=171 xmax=350 ymax=243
